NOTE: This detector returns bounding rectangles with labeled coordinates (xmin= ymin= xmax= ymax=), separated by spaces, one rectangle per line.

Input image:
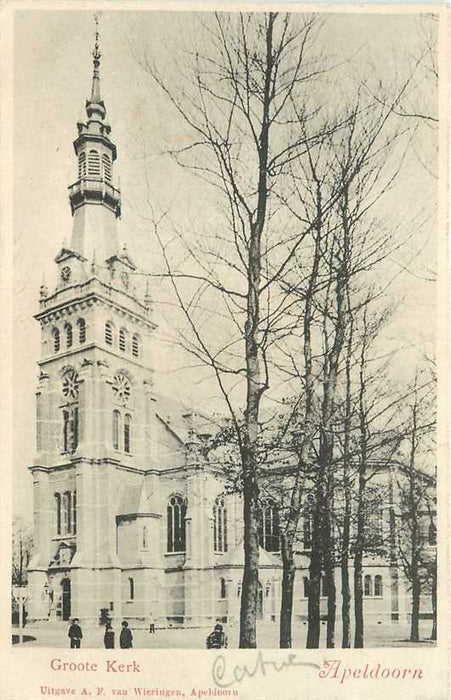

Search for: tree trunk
xmin=353 ymin=548 xmax=364 ymax=647
xmin=430 ymin=564 xmax=437 ymax=640
xmin=280 ymin=534 xmax=296 ymax=648
xmin=325 ymin=567 xmax=336 ymax=648
xmin=410 ymin=567 xmax=421 ymax=643
xmin=306 ymin=544 xmax=321 ymax=648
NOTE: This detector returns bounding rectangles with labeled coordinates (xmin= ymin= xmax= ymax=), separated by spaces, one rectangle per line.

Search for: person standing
xmin=206 ymin=623 xmax=227 ymax=649
xmin=103 ymin=622 xmax=115 ymax=649
xmin=119 ymin=621 xmax=133 ymax=649
xmin=148 ymin=612 xmax=155 ymax=634
xmin=68 ymin=618 xmax=83 ymax=649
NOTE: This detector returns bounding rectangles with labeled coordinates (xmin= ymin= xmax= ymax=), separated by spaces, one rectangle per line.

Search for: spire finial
xmin=91 ymin=13 xmax=102 ymax=103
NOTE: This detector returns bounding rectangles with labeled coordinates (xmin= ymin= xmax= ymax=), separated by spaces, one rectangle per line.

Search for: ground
xmin=12 ymin=619 xmax=435 ymax=649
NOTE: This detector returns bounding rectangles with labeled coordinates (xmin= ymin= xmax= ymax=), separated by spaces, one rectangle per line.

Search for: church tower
xmin=27 ymin=19 xmax=160 ymax=624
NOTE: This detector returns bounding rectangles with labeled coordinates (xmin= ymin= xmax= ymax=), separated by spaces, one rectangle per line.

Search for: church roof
xmin=215 ymin=542 xmax=282 ymax=569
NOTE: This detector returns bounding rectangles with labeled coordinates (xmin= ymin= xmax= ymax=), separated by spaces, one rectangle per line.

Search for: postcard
xmin=1 ymin=2 xmax=448 ymax=699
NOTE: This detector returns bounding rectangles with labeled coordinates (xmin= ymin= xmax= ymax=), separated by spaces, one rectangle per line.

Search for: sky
xmin=12 ymin=8 xmax=439 ymax=520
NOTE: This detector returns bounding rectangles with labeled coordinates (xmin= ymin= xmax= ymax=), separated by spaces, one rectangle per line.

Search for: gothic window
xmin=364 ymin=575 xmax=373 ymax=597
xmin=77 ymin=319 xmax=86 ymax=344
xmin=65 ymin=323 xmax=73 ymax=349
xmin=87 ymin=149 xmax=101 ymax=177
xmin=102 ymin=154 xmax=112 ymax=182
xmin=258 ymin=498 xmax=280 ymax=552
xmin=52 ymin=327 xmax=60 ymax=353
xmin=55 ymin=493 xmax=61 ymax=535
xmin=167 ymin=495 xmax=186 ymax=553
xmin=142 ymin=526 xmax=148 ymax=550
xmin=62 ymin=370 xmax=79 ymax=454
xmin=113 ymin=410 xmax=121 ymax=450
xmin=213 ymin=495 xmax=228 ymax=553
xmin=124 ymin=414 xmax=132 ymax=454
xmin=132 ymin=334 xmax=139 ymax=358
xmin=374 ymin=575 xmax=383 ymax=597
xmin=78 ymin=151 xmax=86 ymax=178
xmin=220 ymin=578 xmax=226 ymax=599
xmin=63 ymin=492 xmax=71 ymax=534
xmin=105 ymin=322 xmax=113 ymax=346
xmin=128 ymin=577 xmax=134 ymax=600
xmin=72 ymin=491 xmax=77 ymax=535
xmin=119 ymin=328 xmax=127 ymax=352
xmin=112 ymin=373 xmax=131 ymax=405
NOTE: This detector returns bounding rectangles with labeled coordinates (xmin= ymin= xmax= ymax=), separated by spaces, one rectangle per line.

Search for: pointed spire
xmin=91 ymin=13 xmax=102 ymax=104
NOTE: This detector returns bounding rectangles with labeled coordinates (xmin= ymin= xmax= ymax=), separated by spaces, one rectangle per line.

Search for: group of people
xmin=68 ymin=618 xmax=228 ymax=650
xmin=68 ymin=619 xmax=134 ymax=649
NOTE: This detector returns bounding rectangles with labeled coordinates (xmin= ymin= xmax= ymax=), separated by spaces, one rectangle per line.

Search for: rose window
xmin=112 ymin=373 xmax=131 ymax=405
xmin=62 ymin=369 xmax=79 ymax=400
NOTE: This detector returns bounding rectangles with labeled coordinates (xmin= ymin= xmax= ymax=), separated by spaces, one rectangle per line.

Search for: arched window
xmin=213 ymin=495 xmax=228 ymax=553
xmin=78 ymin=151 xmax=86 ymax=178
xmin=374 ymin=575 xmax=383 ymax=597
xmin=428 ymin=522 xmax=437 ymax=546
xmin=88 ymin=149 xmax=100 ymax=177
xmin=124 ymin=414 xmax=132 ymax=454
xmin=63 ymin=491 xmax=71 ymax=534
xmin=102 ymin=153 xmax=112 ymax=182
xmin=52 ymin=327 xmax=60 ymax=353
xmin=167 ymin=495 xmax=186 ymax=553
xmin=142 ymin=526 xmax=148 ymax=550
xmin=65 ymin=323 xmax=73 ymax=349
xmin=72 ymin=491 xmax=77 ymax=535
xmin=63 ymin=410 xmax=70 ymax=453
xmin=128 ymin=577 xmax=134 ymax=600
xmin=220 ymin=577 xmax=227 ymax=599
xmin=132 ymin=335 xmax=139 ymax=358
xmin=77 ymin=319 xmax=86 ymax=344
xmin=119 ymin=328 xmax=127 ymax=352
xmin=55 ymin=493 xmax=61 ymax=535
xmin=113 ymin=410 xmax=121 ymax=450
xmin=105 ymin=322 xmax=113 ymax=346
xmin=364 ymin=575 xmax=373 ymax=596
xmin=258 ymin=499 xmax=280 ymax=552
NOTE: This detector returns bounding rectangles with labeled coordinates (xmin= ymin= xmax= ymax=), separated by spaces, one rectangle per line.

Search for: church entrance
xmin=61 ymin=578 xmax=71 ymax=621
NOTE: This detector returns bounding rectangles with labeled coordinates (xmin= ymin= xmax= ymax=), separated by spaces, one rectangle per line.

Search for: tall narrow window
xmin=65 ymin=323 xmax=72 ymax=348
xmin=72 ymin=491 xmax=77 ymax=535
xmin=142 ymin=526 xmax=148 ymax=550
xmin=55 ymin=493 xmax=61 ymax=535
xmin=124 ymin=414 xmax=132 ymax=454
xmin=119 ymin=328 xmax=127 ymax=352
xmin=105 ymin=322 xmax=113 ymax=346
xmin=132 ymin=335 xmax=139 ymax=358
xmin=113 ymin=410 xmax=120 ymax=450
xmin=303 ymin=577 xmax=309 ymax=598
xmin=63 ymin=492 xmax=71 ymax=534
xmin=72 ymin=407 xmax=79 ymax=451
xmin=88 ymin=150 xmax=100 ymax=176
xmin=220 ymin=578 xmax=226 ymax=599
xmin=303 ymin=514 xmax=312 ymax=550
xmin=63 ymin=410 xmax=70 ymax=453
xmin=78 ymin=151 xmax=86 ymax=178
xmin=364 ymin=575 xmax=373 ymax=596
xmin=128 ymin=577 xmax=134 ymax=600
xmin=213 ymin=495 xmax=228 ymax=553
xmin=167 ymin=495 xmax=186 ymax=553
xmin=374 ymin=575 xmax=383 ymax=597
xmin=258 ymin=499 xmax=280 ymax=552
xmin=102 ymin=153 xmax=112 ymax=182
xmin=77 ymin=319 xmax=86 ymax=344
xmin=53 ymin=328 xmax=60 ymax=353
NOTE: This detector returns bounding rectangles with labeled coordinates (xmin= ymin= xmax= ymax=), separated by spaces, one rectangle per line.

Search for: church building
xmin=26 ymin=25 xmax=426 ymax=632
